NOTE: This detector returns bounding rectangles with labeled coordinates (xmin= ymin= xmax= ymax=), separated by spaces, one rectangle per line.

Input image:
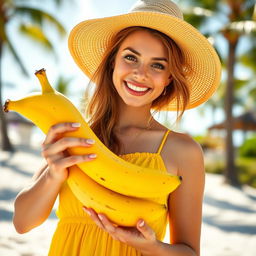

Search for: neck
xmin=115 ymin=102 xmax=154 ymax=133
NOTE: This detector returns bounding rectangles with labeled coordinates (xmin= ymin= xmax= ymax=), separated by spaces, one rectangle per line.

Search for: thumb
xmin=137 ymin=219 xmax=156 ymax=241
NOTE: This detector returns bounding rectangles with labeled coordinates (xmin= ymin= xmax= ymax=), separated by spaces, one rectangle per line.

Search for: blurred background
xmin=0 ymin=0 xmax=256 ymax=255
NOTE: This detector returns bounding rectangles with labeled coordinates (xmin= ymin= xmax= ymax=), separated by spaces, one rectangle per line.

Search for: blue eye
xmin=152 ymin=63 xmax=165 ymax=70
xmin=124 ymin=55 xmax=137 ymax=62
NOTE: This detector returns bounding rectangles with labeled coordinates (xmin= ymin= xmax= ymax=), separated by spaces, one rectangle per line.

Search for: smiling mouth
xmin=124 ymin=81 xmax=151 ymax=96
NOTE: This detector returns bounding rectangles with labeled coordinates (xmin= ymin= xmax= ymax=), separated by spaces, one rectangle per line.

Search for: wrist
xmin=46 ymin=167 xmax=66 ymax=186
xmin=141 ymin=240 xmax=164 ymax=256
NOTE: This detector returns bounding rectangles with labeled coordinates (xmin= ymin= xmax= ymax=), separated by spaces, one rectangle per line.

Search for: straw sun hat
xmin=68 ymin=0 xmax=221 ymax=111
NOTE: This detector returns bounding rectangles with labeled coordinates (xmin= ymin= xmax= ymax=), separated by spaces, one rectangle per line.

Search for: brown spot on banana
xmin=105 ymin=205 xmax=116 ymax=211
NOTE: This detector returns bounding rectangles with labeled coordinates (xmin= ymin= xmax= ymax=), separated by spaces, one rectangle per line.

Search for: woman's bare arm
xmin=13 ymin=164 xmax=63 ymax=234
xmin=13 ymin=122 xmax=96 ymax=234
xmin=168 ymin=135 xmax=205 ymax=255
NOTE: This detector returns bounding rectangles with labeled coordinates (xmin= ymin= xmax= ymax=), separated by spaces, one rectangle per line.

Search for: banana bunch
xmin=68 ymin=165 xmax=167 ymax=226
xmin=4 ymin=68 xmax=181 ymax=226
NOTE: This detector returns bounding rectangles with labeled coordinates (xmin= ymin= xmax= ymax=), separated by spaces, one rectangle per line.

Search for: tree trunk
xmin=0 ymin=40 xmax=14 ymax=151
xmin=224 ymin=38 xmax=239 ymax=186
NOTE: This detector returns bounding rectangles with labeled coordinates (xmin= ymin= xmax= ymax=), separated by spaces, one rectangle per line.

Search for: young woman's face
xmin=112 ymin=30 xmax=171 ymax=108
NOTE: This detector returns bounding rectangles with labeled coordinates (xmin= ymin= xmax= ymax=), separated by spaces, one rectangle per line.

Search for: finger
xmin=49 ymin=154 xmax=97 ymax=170
xmin=98 ymin=214 xmax=116 ymax=234
xmin=83 ymin=207 xmax=105 ymax=230
xmin=42 ymin=137 xmax=95 ymax=156
xmin=43 ymin=122 xmax=81 ymax=146
xmin=97 ymin=214 xmax=125 ymax=242
xmin=136 ymin=219 xmax=156 ymax=241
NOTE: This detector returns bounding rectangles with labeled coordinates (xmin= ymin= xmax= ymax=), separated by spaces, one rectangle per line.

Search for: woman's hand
xmin=83 ymin=207 xmax=160 ymax=253
xmin=41 ymin=122 xmax=96 ymax=183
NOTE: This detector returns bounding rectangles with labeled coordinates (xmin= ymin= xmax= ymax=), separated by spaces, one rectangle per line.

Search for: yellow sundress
xmin=48 ymin=130 xmax=171 ymax=256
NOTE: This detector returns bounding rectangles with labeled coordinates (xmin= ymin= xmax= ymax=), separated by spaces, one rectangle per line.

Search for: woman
xmin=13 ymin=0 xmax=221 ymax=255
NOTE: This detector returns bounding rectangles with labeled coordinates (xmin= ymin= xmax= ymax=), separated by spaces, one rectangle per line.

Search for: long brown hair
xmin=85 ymin=26 xmax=190 ymax=154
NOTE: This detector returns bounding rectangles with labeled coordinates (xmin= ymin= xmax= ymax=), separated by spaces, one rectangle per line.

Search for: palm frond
xmin=234 ymin=78 xmax=250 ymax=90
xmin=183 ymin=5 xmax=215 ymax=28
xmin=249 ymin=87 xmax=256 ymax=99
xmin=183 ymin=6 xmax=214 ymax=17
xmin=228 ymin=20 xmax=256 ymax=34
xmin=5 ymin=36 xmax=29 ymax=76
xmin=55 ymin=76 xmax=73 ymax=95
xmin=239 ymin=45 xmax=256 ymax=71
xmin=19 ymin=23 xmax=53 ymax=50
xmin=13 ymin=6 xmax=66 ymax=36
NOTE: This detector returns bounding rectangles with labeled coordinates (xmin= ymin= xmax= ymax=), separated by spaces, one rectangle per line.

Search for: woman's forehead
xmin=118 ymin=30 xmax=169 ymax=58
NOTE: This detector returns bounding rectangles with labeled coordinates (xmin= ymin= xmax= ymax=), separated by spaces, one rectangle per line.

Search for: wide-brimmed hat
xmin=68 ymin=0 xmax=221 ymax=111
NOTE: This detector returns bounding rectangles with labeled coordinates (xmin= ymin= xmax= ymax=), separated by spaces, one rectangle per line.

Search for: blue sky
xmin=3 ymin=0 xmax=249 ymax=145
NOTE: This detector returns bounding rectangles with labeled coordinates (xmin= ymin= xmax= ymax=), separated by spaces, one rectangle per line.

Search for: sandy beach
xmin=1 ymin=143 xmax=256 ymax=256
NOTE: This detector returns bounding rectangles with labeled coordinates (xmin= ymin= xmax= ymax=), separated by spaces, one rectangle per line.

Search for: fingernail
xmin=88 ymin=154 xmax=97 ymax=159
xmin=86 ymin=139 xmax=95 ymax=144
xmin=83 ymin=207 xmax=91 ymax=216
xmin=138 ymin=220 xmax=144 ymax=227
xmin=71 ymin=122 xmax=81 ymax=127
xmin=98 ymin=214 xmax=103 ymax=221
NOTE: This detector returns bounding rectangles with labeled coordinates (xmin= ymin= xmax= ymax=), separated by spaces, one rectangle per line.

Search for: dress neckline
xmin=119 ymin=152 xmax=159 ymax=157
xmin=119 ymin=151 xmax=168 ymax=172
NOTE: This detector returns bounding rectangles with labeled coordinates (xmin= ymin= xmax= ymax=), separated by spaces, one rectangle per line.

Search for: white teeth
xmin=126 ymin=82 xmax=149 ymax=92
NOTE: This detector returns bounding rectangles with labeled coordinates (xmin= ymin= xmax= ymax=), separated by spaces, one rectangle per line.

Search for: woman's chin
xmin=122 ymin=100 xmax=152 ymax=109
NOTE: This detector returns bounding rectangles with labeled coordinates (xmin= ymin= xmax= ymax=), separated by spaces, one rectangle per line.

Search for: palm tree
xmin=0 ymin=0 xmax=66 ymax=151
xmin=239 ymin=39 xmax=256 ymax=110
xmin=181 ymin=0 xmax=256 ymax=186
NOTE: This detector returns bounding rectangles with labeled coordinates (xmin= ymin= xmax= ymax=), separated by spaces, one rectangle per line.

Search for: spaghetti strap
xmin=156 ymin=130 xmax=170 ymax=154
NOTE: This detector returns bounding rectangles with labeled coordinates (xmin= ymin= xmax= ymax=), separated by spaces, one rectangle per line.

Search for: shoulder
xmin=168 ymin=130 xmax=203 ymax=156
xmin=166 ymin=130 xmax=204 ymax=175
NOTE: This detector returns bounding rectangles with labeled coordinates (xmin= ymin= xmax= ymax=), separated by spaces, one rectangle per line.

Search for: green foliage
xmin=14 ymin=6 xmax=66 ymax=36
xmin=239 ymin=45 xmax=256 ymax=71
xmin=1 ymin=0 xmax=67 ymax=76
xmin=237 ymin=157 xmax=256 ymax=188
xmin=193 ymin=135 xmax=223 ymax=150
xmin=205 ymin=156 xmax=256 ymax=188
xmin=183 ymin=13 xmax=206 ymax=29
xmin=249 ymin=87 xmax=256 ymax=99
xmin=181 ymin=0 xmax=256 ymax=111
xmin=19 ymin=24 xmax=53 ymax=50
xmin=239 ymin=137 xmax=256 ymax=157
xmin=205 ymin=161 xmax=224 ymax=175
xmin=55 ymin=76 xmax=73 ymax=95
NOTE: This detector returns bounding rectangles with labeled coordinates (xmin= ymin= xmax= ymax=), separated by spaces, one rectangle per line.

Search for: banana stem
xmin=3 ymin=99 xmax=10 ymax=113
xmin=35 ymin=69 xmax=55 ymax=94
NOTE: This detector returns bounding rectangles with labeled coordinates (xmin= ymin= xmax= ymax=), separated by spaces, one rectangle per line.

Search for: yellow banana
xmin=67 ymin=165 xmax=167 ymax=226
xmin=4 ymin=68 xmax=181 ymax=198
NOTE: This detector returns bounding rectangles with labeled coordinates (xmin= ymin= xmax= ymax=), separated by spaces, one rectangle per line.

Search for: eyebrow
xmin=123 ymin=47 xmax=168 ymax=62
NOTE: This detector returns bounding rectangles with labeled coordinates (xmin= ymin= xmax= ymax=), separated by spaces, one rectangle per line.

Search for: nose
xmin=133 ymin=63 xmax=148 ymax=81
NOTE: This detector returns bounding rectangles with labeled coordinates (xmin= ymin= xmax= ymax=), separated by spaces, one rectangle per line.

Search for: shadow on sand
xmin=203 ymin=215 xmax=256 ymax=235
xmin=203 ymin=195 xmax=256 ymax=235
xmin=1 ymin=161 xmax=33 ymax=177
xmin=204 ymin=195 xmax=255 ymax=214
